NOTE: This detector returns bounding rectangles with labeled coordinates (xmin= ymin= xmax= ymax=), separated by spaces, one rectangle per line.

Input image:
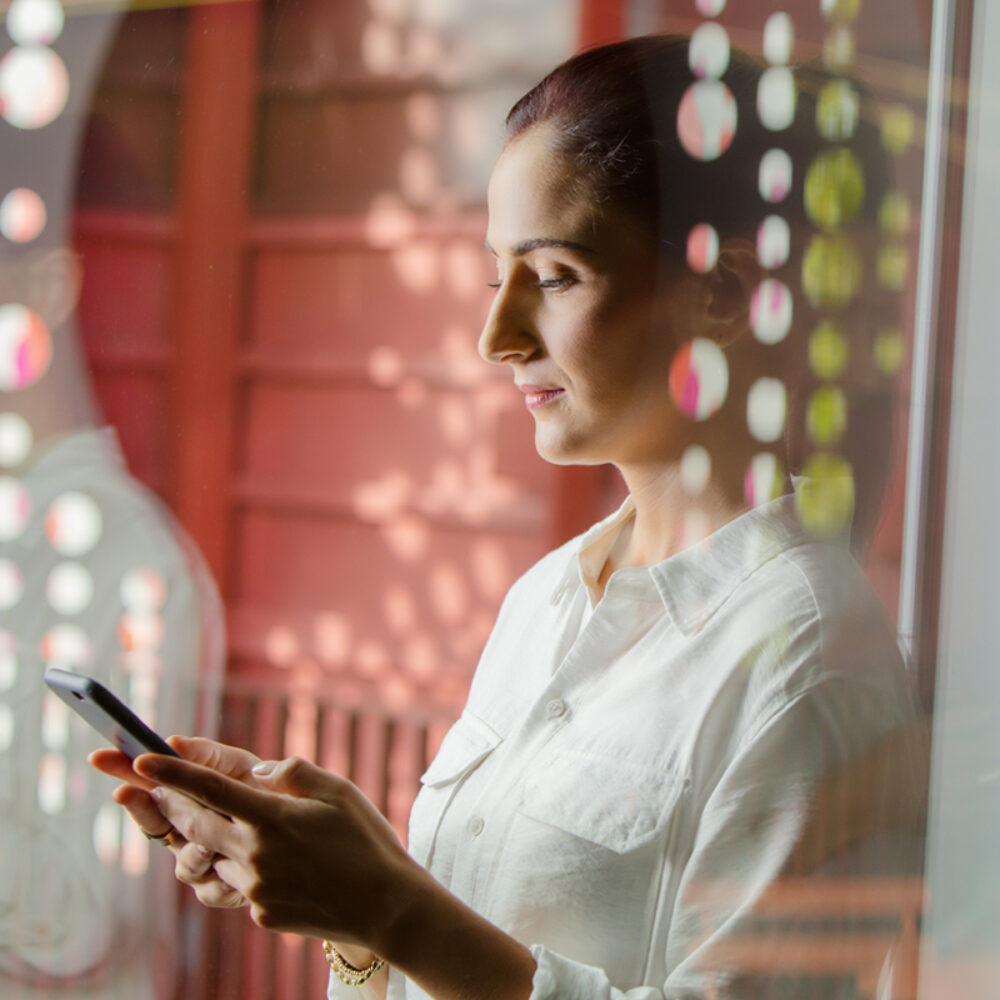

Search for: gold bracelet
xmin=322 ymin=941 xmax=386 ymax=986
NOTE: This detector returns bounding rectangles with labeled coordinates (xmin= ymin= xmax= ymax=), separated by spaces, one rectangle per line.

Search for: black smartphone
xmin=44 ymin=667 xmax=181 ymax=760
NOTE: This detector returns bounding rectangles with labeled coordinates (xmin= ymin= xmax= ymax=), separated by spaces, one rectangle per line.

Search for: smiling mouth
xmin=521 ymin=387 xmax=565 ymax=410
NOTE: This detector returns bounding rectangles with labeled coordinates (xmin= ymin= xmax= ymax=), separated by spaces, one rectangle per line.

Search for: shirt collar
xmin=650 ymin=494 xmax=833 ymax=636
xmin=552 ymin=493 xmax=840 ymax=637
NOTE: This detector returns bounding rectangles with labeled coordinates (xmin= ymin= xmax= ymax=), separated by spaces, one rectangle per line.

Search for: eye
xmin=535 ymin=275 xmax=577 ymax=291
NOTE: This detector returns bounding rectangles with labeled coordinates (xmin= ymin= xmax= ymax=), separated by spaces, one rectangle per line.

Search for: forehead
xmin=486 ymin=127 xmax=598 ymax=250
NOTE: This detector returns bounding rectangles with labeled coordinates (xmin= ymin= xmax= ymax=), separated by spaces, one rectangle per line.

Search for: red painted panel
xmin=76 ymin=239 xmax=173 ymax=354
xmin=90 ymin=370 xmax=171 ymax=495
xmin=247 ymin=242 xmax=495 ymax=362
xmin=239 ymin=381 xmax=545 ymax=508
xmin=232 ymin=508 xmax=540 ymax=612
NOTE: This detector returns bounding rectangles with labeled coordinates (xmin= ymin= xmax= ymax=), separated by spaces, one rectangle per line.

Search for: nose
xmin=478 ymin=282 xmax=539 ymax=366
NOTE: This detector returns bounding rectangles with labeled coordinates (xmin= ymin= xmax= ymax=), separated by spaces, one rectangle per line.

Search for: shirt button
xmin=545 ymin=698 xmax=567 ymax=720
xmin=467 ymin=817 xmax=485 ymax=837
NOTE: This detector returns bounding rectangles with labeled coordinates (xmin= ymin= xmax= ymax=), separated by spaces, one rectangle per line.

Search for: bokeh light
xmin=747 ymin=377 xmax=787 ymax=442
xmin=688 ymin=22 xmax=730 ymax=79
xmin=0 ymin=703 xmax=12 ymax=752
xmin=802 ymin=234 xmax=862 ymax=309
xmin=93 ymin=801 xmax=122 ymax=866
xmin=120 ymin=567 xmax=167 ymax=613
xmin=46 ymin=491 xmax=103 ymax=556
xmin=680 ymin=444 xmax=712 ymax=496
xmin=821 ymin=0 xmax=861 ymax=22
xmin=0 ymin=413 xmax=33 ymax=466
xmin=46 ymin=561 xmax=95 ymax=616
xmin=0 ymin=45 xmax=69 ymax=129
xmin=745 ymin=452 xmax=785 ymax=507
xmin=759 ymin=148 xmax=793 ymax=202
xmin=687 ymin=222 xmax=720 ymax=273
xmin=762 ymin=12 xmax=794 ymax=66
xmin=0 ymin=303 xmax=53 ymax=390
xmin=40 ymin=623 xmax=92 ymax=668
xmin=881 ymin=104 xmax=916 ymax=154
xmin=38 ymin=751 xmax=65 ymax=814
xmin=757 ymin=67 xmax=796 ymax=131
xmin=807 ymin=385 xmax=848 ymax=445
xmin=823 ymin=26 xmax=856 ymax=69
xmin=0 ymin=558 xmax=24 ymax=610
xmin=695 ymin=0 xmax=727 ymax=15
xmin=816 ymin=80 xmax=860 ymax=141
xmin=0 ymin=477 xmax=30 ymax=541
xmin=677 ymin=80 xmax=738 ymax=162
xmin=804 ymin=148 xmax=865 ymax=229
xmin=757 ymin=214 xmax=790 ymax=269
xmin=750 ymin=278 xmax=793 ymax=344
xmin=41 ymin=691 xmax=69 ymax=750
xmin=879 ymin=192 xmax=912 ymax=235
xmin=6 ymin=0 xmax=64 ymax=46
xmin=678 ymin=507 xmax=712 ymax=550
xmin=669 ymin=338 xmax=729 ymax=421
xmin=874 ymin=326 xmax=905 ymax=375
xmin=0 ymin=187 xmax=46 ymax=242
xmin=119 ymin=613 xmax=165 ymax=653
xmin=808 ymin=320 xmax=849 ymax=379
xmin=0 ymin=629 xmax=16 ymax=691
xmin=878 ymin=243 xmax=909 ymax=290
xmin=795 ymin=452 xmax=855 ymax=535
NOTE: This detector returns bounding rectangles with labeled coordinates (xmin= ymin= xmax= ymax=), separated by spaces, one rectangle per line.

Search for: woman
xmin=92 ymin=37 xmax=919 ymax=1000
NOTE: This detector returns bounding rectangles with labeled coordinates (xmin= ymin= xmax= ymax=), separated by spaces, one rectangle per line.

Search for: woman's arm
xmin=128 ymin=752 xmax=537 ymax=1000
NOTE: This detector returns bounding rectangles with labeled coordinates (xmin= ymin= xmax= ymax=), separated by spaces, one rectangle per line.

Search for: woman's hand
xmin=88 ymin=737 xmax=263 ymax=909
xmin=129 ymin=752 xmax=418 ymax=951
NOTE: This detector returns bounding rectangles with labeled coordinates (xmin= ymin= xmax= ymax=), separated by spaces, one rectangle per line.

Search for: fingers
xmin=251 ymin=755 xmax=345 ymax=803
xmin=89 ymin=748 xmax=159 ymax=791
xmin=167 ymin=736 xmax=263 ymax=781
xmin=148 ymin=786 xmax=238 ymax=857
xmin=135 ymin=754 xmax=270 ymax=825
xmin=173 ymin=842 xmax=249 ymax=910
xmin=174 ymin=840 xmax=218 ymax=883
xmin=113 ymin=782 xmax=175 ymax=837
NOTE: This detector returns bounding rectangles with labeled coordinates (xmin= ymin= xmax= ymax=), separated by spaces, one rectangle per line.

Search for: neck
xmin=610 ymin=459 xmax=746 ymax=571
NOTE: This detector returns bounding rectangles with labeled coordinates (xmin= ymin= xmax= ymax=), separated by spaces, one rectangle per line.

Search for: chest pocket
xmin=518 ymin=750 xmax=689 ymax=854
xmin=408 ymin=711 xmax=503 ymax=866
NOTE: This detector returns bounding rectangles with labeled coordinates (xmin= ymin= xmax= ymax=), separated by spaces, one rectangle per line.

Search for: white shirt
xmin=331 ymin=494 xmax=918 ymax=1000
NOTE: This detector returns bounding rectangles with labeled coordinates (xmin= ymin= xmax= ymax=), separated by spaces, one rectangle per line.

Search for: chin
xmin=533 ymin=429 xmax=605 ymax=467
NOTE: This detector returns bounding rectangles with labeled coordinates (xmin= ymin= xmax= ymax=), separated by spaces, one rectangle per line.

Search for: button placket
xmin=545 ymin=698 xmax=567 ymax=720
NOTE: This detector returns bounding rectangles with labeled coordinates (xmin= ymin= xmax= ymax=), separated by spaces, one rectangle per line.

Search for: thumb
xmin=252 ymin=756 xmax=336 ymax=799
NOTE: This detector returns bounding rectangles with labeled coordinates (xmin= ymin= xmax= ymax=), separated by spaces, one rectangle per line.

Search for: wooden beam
xmin=171 ymin=0 xmax=260 ymax=589
xmin=579 ymin=0 xmax=628 ymax=49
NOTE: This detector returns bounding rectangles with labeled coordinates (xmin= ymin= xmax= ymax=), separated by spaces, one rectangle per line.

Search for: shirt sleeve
xmin=526 ymin=676 xmax=923 ymax=1000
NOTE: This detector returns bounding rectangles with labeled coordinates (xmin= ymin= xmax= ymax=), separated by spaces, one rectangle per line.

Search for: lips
xmin=517 ymin=384 xmax=565 ymax=410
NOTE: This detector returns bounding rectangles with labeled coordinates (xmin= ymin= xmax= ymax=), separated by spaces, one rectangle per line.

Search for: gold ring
xmin=141 ymin=826 xmax=175 ymax=845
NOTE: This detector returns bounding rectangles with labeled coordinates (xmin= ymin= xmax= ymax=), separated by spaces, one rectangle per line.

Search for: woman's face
xmin=480 ymin=125 xmax=698 ymax=468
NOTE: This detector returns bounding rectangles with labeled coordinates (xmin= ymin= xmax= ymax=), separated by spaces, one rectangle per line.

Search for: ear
xmin=703 ymin=238 xmax=761 ymax=348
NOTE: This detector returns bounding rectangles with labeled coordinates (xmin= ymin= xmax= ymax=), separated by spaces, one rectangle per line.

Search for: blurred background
xmin=1 ymin=1 xmax=997 ymax=999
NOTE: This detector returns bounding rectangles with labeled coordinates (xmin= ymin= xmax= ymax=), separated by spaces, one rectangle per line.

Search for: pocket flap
xmin=420 ymin=711 xmax=503 ymax=788
xmin=520 ymin=751 xmax=688 ymax=853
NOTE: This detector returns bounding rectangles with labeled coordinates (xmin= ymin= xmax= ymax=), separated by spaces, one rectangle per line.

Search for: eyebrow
xmin=484 ymin=237 xmax=598 ymax=257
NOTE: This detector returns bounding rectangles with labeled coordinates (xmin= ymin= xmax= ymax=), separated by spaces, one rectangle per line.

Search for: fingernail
xmin=197 ymin=844 xmax=214 ymax=859
xmin=135 ymin=755 xmax=161 ymax=778
xmin=251 ymin=761 xmax=277 ymax=776
xmin=150 ymin=787 xmax=165 ymax=803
